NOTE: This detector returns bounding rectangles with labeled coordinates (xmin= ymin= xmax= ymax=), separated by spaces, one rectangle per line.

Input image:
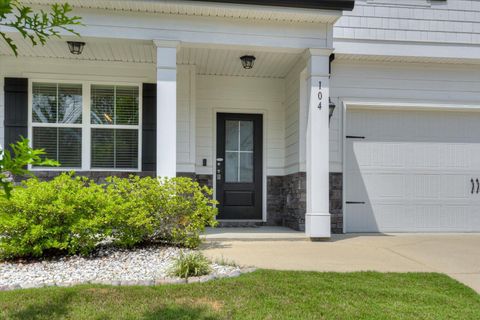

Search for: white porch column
xmin=305 ymin=49 xmax=331 ymax=238
xmin=155 ymin=40 xmax=179 ymax=178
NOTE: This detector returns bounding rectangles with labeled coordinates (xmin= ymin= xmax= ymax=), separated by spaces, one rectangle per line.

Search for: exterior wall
xmin=330 ymin=59 xmax=480 ymax=172
xmin=266 ymin=172 xmax=343 ymax=233
xmin=195 ymin=75 xmax=285 ymax=176
xmin=330 ymin=173 xmax=343 ymax=234
xmin=335 ymin=0 xmax=480 ymax=45
xmin=284 ymin=59 xmax=305 ymax=175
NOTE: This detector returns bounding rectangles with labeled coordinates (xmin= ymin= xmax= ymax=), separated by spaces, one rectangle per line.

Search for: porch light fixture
xmin=67 ymin=41 xmax=85 ymax=55
xmin=240 ymin=55 xmax=256 ymax=69
xmin=329 ymin=98 xmax=336 ymax=123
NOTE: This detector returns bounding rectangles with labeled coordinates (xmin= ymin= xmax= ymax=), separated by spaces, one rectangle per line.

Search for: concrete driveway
xmin=201 ymin=228 xmax=480 ymax=293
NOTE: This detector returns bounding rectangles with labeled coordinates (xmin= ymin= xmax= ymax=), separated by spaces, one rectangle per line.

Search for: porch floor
xmin=202 ymin=227 xmax=307 ymax=241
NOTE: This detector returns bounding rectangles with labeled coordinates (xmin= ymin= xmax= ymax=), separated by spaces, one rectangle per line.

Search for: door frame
xmin=341 ymin=98 xmax=480 ymax=234
xmin=212 ymin=108 xmax=267 ymax=222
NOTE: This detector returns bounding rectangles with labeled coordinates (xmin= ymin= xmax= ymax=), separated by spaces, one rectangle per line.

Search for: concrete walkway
xmin=201 ymin=228 xmax=480 ymax=293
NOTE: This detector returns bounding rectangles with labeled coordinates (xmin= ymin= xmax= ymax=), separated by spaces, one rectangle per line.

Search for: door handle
xmin=471 ymin=179 xmax=475 ymax=194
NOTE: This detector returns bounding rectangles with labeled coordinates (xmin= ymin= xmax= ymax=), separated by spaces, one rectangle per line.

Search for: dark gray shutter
xmin=142 ymin=83 xmax=156 ymax=172
xmin=4 ymin=78 xmax=28 ymax=153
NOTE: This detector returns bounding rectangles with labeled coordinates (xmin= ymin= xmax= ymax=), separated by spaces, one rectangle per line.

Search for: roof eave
xmin=187 ymin=0 xmax=355 ymax=11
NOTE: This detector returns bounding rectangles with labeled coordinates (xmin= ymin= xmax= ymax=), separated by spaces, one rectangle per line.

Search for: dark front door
xmin=216 ymin=113 xmax=263 ymax=220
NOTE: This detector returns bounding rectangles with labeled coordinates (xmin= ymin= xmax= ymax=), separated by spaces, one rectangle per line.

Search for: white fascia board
xmin=23 ymin=0 xmax=342 ymax=24
xmin=0 ymin=8 xmax=331 ymax=50
xmin=334 ymin=39 xmax=480 ymax=62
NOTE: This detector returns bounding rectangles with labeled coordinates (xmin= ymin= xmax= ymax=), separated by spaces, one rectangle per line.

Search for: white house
xmin=1 ymin=0 xmax=480 ymax=238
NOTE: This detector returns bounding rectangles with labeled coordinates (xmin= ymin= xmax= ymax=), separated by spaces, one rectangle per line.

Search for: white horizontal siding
xmin=284 ymin=60 xmax=302 ymax=175
xmin=195 ymin=75 xmax=285 ymax=176
xmin=335 ymin=0 xmax=480 ymax=45
xmin=330 ymin=59 xmax=480 ymax=172
xmin=177 ymin=65 xmax=196 ymax=172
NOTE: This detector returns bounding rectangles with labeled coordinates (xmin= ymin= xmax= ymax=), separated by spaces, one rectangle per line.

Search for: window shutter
xmin=142 ymin=83 xmax=156 ymax=172
xmin=4 ymin=78 xmax=28 ymax=152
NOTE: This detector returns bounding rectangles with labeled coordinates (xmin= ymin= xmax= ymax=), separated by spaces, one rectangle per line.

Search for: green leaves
xmin=169 ymin=251 xmax=212 ymax=279
xmin=0 ymin=0 xmax=82 ymax=56
xmin=0 ymin=174 xmax=219 ymax=260
xmin=0 ymin=137 xmax=60 ymax=199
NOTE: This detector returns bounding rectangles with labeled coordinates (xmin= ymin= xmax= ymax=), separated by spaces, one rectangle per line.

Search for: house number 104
xmin=317 ymin=81 xmax=323 ymax=109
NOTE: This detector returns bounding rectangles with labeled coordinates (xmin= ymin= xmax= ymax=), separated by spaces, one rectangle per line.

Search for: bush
xmin=104 ymin=176 xmax=218 ymax=249
xmin=169 ymin=251 xmax=212 ymax=279
xmin=0 ymin=173 xmax=218 ymax=259
xmin=0 ymin=174 xmax=107 ymax=258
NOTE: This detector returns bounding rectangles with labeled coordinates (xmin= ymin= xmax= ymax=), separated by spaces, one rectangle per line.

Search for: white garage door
xmin=345 ymin=108 xmax=480 ymax=233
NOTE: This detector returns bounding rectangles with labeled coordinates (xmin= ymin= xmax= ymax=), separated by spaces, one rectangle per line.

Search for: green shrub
xmin=0 ymin=174 xmax=108 ymax=258
xmin=169 ymin=251 xmax=212 ymax=279
xmin=0 ymin=173 xmax=218 ymax=259
xmin=104 ymin=176 xmax=218 ymax=249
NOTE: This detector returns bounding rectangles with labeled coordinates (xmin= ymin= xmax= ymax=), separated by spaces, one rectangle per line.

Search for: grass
xmin=0 ymin=270 xmax=478 ymax=320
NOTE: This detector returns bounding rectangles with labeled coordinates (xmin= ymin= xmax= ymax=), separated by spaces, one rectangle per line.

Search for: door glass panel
xmin=225 ymin=119 xmax=255 ymax=183
xmin=240 ymin=153 xmax=254 ymax=182
xmin=240 ymin=121 xmax=254 ymax=152
xmin=225 ymin=120 xmax=239 ymax=151
xmin=226 ymin=152 xmax=239 ymax=182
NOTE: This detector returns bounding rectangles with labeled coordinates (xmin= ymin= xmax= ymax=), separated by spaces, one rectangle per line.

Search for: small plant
xmin=169 ymin=251 xmax=212 ymax=279
xmin=214 ymin=255 xmax=239 ymax=268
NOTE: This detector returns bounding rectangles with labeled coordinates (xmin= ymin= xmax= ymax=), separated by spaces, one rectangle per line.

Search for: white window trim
xmin=28 ymin=79 xmax=143 ymax=172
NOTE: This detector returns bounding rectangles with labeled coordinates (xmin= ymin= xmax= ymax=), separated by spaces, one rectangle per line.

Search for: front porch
xmin=1 ymin=34 xmax=336 ymax=237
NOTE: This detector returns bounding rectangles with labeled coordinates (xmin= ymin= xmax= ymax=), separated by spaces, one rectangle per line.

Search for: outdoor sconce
xmin=329 ymin=98 xmax=336 ymax=123
xmin=240 ymin=55 xmax=256 ymax=69
xmin=67 ymin=41 xmax=85 ymax=55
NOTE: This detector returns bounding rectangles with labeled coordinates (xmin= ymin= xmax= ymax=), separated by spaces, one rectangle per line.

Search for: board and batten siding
xmin=330 ymin=58 xmax=480 ymax=172
xmin=195 ymin=75 xmax=285 ymax=176
xmin=0 ymin=56 xmax=196 ymax=172
xmin=335 ymin=0 xmax=480 ymax=44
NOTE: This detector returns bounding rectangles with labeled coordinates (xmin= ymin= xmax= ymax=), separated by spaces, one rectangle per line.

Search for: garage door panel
xmin=364 ymin=173 xmax=406 ymax=200
xmin=345 ymin=109 xmax=480 ymax=233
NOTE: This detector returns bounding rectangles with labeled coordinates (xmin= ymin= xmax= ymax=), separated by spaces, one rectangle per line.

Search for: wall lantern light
xmin=329 ymin=98 xmax=336 ymax=123
xmin=67 ymin=41 xmax=85 ymax=55
xmin=240 ymin=55 xmax=256 ymax=69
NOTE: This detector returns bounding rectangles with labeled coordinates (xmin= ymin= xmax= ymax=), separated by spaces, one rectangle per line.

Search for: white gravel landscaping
xmin=0 ymin=246 xmax=252 ymax=291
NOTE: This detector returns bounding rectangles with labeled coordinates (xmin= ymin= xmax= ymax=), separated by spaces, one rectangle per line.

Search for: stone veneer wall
xmin=30 ymin=171 xmax=156 ymax=183
xmin=330 ymin=173 xmax=343 ymax=234
xmin=267 ymin=172 xmax=343 ymax=234
xmin=29 ymin=171 xmax=343 ymax=233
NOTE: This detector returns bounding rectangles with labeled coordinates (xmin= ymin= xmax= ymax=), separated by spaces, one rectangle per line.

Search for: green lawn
xmin=0 ymin=270 xmax=479 ymax=320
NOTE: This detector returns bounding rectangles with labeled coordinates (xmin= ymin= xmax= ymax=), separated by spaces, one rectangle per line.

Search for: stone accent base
xmin=330 ymin=173 xmax=343 ymax=234
xmin=30 ymin=171 xmax=155 ymax=183
xmin=266 ymin=173 xmax=306 ymax=231
xmin=267 ymin=172 xmax=343 ymax=234
xmin=29 ymin=171 xmax=343 ymax=233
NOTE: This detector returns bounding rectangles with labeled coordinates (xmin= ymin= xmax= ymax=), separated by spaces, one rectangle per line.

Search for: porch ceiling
xmin=0 ymin=36 xmax=303 ymax=78
xmin=178 ymin=46 xmax=302 ymax=78
xmin=0 ymin=36 xmax=157 ymax=64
